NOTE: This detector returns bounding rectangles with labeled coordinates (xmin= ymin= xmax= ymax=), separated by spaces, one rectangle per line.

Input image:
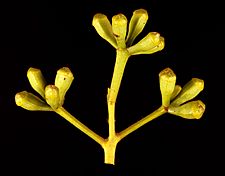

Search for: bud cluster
xmin=159 ymin=68 xmax=205 ymax=119
xmin=15 ymin=67 xmax=74 ymax=111
xmin=92 ymin=9 xmax=164 ymax=55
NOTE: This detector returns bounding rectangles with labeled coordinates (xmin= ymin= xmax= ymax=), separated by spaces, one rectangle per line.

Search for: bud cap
xmin=45 ymin=85 xmax=60 ymax=110
xmin=92 ymin=13 xmax=117 ymax=48
xmin=15 ymin=91 xmax=51 ymax=111
xmin=27 ymin=67 xmax=46 ymax=98
xmin=171 ymin=78 xmax=204 ymax=106
xmin=126 ymin=9 xmax=148 ymax=46
xmin=55 ymin=67 xmax=74 ymax=106
xmin=168 ymin=100 xmax=206 ymax=119
xmin=159 ymin=68 xmax=176 ymax=107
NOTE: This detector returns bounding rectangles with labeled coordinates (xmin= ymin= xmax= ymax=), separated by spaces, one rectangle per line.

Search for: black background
xmin=0 ymin=0 xmax=222 ymax=175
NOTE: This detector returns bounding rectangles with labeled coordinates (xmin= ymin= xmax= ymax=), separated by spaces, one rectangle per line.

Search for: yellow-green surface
xmin=15 ymin=9 xmax=206 ymax=165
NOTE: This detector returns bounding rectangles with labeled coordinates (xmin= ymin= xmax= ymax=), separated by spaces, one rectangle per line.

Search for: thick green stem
xmin=104 ymin=48 xmax=130 ymax=164
xmin=107 ymin=49 xmax=129 ymax=138
xmin=103 ymin=136 xmax=119 ymax=164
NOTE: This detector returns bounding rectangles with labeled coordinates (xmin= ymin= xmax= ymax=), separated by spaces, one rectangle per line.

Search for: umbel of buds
xmin=92 ymin=8 xmax=164 ymax=55
xmin=159 ymin=68 xmax=205 ymax=119
xmin=15 ymin=67 xmax=74 ymax=111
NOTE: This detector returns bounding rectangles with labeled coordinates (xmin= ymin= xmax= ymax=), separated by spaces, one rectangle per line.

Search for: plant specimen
xmin=15 ymin=9 xmax=206 ymax=165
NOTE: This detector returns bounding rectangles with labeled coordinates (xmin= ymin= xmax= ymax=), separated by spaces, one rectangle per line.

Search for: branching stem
xmin=55 ymin=49 xmax=166 ymax=165
xmin=103 ymin=48 xmax=129 ymax=164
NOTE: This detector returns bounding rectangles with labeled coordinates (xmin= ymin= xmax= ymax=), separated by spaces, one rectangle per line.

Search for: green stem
xmin=107 ymin=48 xmax=130 ymax=138
xmin=55 ymin=107 xmax=105 ymax=146
xmin=117 ymin=106 xmax=166 ymax=141
xmin=104 ymin=48 xmax=130 ymax=165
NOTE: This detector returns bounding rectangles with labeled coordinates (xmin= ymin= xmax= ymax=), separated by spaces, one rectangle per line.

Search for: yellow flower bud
xmin=27 ymin=67 xmax=46 ymax=98
xmin=159 ymin=68 xmax=176 ymax=107
xmin=127 ymin=32 xmax=165 ymax=55
xmin=170 ymin=85 xmax=182 ymax=101
xmin=92 ymin=13 xmax=117 ymax=48
xmin=168 ymin=100 xmax=206 ymax=119
xmin=171 ymin=78 xmax=204 ymax=106
xmin=112 ymin=13 xmax=127 ymax=48
xmin=126 ymin=9 xmax=148 ymax=46
xmin=45 ymin=85 xmax=60 ymax=110
xmin=15 ymin=91 xmax=51 ymax=111
xmin=54 ymin=67 xmax=74 ymax=106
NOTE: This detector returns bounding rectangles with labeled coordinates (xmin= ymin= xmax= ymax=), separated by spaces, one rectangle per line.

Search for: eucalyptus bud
xmin=127 ymin=32 xmax=165 ymax=55
xmin=159 ymin=68 xmax=176 ymax=107
xmin=112 ymin=13 xmax=127 ymax=48
xmin=168 ymin=100 xmax=205 ymax=119
xmin=27 ymin=67 xmax=46 ymax=98
xmin=92 ymin=13 xmax=117 ymax=48
xmin=126 ymin=9 xmax=148 ymax=46
xmin=170 ymin=85 xmax=182 ymax=101
xmin=55 ymin=67 xmax=74 ymax=106
xmin=15 ymin=91 xmax=51 ymax=111
xmin=45 ymin=85 xmax=60 ymax=110
xmin=171 ymin=78 xmax=204 ymax=106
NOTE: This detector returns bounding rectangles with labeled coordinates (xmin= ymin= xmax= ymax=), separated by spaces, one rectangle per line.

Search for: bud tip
xmin=15 ymin=92 xmax=24 ymax=106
